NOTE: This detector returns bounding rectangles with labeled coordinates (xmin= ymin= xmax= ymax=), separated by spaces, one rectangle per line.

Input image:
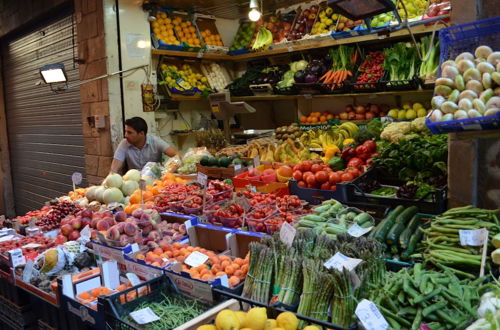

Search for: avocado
xmin=218 ymin=156 xmax=231 ymax=168
xmin=208 ymin=156 xmax=218 ymax=167
xmin=200 ymin=156 xmax=210 ymax=166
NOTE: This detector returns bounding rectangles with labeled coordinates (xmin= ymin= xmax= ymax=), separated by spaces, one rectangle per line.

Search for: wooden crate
xmin=180 ymin=299 xmax=241 ymax=330
xmin=196 ymin=163 xmax=248 ymax=179
xmin=194 ymin=13 xmax=229 ymax=54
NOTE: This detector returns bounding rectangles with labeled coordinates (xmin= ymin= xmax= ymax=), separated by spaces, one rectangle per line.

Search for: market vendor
xmin=110 ymin=117 xmax=177 ymax=173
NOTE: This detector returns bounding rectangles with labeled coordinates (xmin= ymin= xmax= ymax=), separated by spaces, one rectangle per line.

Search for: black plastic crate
xmin=29 ymin=294 xmax=68 ymax=330
xmin=293 ymin=82 xmax=323 ymax=95
xmin=383 ymin=75 xmax=420 ymax=91
xmin=212 ymin=287 xmax=357 ymax=330
xmin=350 ymin=70 xmax=387 ymax=93
xmin=0 ymin=295 xmax=36 ymax=329
xmin=275 ymin=85 xmax=299 ymax=95
xmin=100 ymin=275 xmax=217 ymax=330
xmin=0 ymin=276 xmax=31 ymax=307
xmin=343 ymin=202 xmax=390 ymax=221
xmin=345 ymin=168 xmax=447 ymax=215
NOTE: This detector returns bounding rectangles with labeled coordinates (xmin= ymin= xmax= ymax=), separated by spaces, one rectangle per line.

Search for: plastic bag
xmin=141 ymin=162 xmax=163 ymax=180
xmin=163 ymin=155 xmax=182 ymax=173
xmin=176 ymin=147 xmax=212 ymax=175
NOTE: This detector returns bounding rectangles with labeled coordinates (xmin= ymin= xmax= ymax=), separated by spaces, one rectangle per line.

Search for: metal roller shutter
xmin=2 ymin=15 xmax=87 ymax=215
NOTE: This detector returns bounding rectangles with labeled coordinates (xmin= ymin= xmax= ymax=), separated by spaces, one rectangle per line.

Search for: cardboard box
xmin=233 ymin=165 xmax=290 ymax=196
xmin=194 ymin=13 xmax=229 ymax=54
xmin=196 ymin=163 xmax=248 ymax=179
xmin=91 ymin=241 xmax=135 ymax=266
xmin=228 ymin=229 xmax=264 ymax=258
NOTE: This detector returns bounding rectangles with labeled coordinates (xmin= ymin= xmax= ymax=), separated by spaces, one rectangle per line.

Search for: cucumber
xmin=296 ymin=220 xmax=318 ymax=228
xmin=354 ymin=213 xmax=372 ymax=226
xmin=386 ymin=206 xmax=419 ymax=245
xmin=301 ymin=214 xmax=326 ymax=222
xmin=399 ymin=214 xmax=422 ymax=249
xmin=314 ymin=204 xmax=332 ymax=215
xmin=373 ymin=205 xmax=405 ymax=242
xmin=325 ymin=223 xmax=347 ymax=235
xmin=401 ymin=229 xmax=423 ymax=261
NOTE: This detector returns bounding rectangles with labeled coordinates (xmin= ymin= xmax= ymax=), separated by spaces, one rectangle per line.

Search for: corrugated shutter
xmin=2 ymin=15 xmax=87 ymax=215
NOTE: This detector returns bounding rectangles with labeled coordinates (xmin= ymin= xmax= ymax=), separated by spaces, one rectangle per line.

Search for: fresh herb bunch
xmin=383 ymin=42 xmax=420 ymax=81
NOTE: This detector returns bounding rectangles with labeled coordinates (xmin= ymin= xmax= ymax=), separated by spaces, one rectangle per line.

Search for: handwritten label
xmin=184 ymin=251 xmax=209 ymax=268
xmin=253 ymin=156 xmax=260 ymax=168
xmin=280 ymin=222 xmax=296 ymax=247
xmin=459 ymin=228 xmax=488 ymax=246
xmin=347 ymin=224 xmax=373 ymax=238
xmin=130 ymin=307 xmax=160 ymax=325
xmin=197 ymin=173 xmax=208 ymax=187
xmin=139 ymin=180 xmax=147 ymax=191
xmin=9 ymin=249 xmax=26 ymax=267
xmin=355 ymin=299 xmax=389 ymax=330
xmin=72 ymin=172 xmax=83 ymax=185
xmin=324 ymin=252 xmax=362 ymax=271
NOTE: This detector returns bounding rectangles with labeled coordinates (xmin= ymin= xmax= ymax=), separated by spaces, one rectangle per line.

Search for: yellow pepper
xmin=323 ymin=145 xmax=340 ymax=160
xmin=343 ymin=138 xmax=355 ymax=145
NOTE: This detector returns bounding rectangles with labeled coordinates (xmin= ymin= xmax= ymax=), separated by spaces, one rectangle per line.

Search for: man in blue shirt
xmin=110 ymin=117 xmax=177 ymax=173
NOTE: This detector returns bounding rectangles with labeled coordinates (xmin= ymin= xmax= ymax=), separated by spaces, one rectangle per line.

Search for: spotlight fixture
xmin=40 ymin=63 xmax=67 ymax=84
xmin=248 ymin=0 xmax=262 ymax=21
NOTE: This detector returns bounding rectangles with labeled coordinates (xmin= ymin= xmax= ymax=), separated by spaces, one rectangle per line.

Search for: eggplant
xmin=304 ymin=73 xmax=318 ymax=83
xmin=294 ymin=70 xmax=306 ymax=83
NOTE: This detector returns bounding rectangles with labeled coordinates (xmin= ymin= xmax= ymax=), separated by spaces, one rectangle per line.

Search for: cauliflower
xmin=380 ymin=122 xmax=412 ymax=143
xmin=410 ymin=117 xmax=428 ymax=132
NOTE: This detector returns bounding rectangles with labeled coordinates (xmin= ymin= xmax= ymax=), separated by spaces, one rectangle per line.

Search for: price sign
xmin=253 ymin=156 xmax=260 ymax=168
xmin=184 ymin=251 xmax=209 ymax=268
xmin=234 ymin=164 xmax=242 ymax=170
xmin=22 ymin=259 xmax=34 ymax=283
xmin=347 ymin=224 xmax=373 ymax=238
xmin=236 ymin=196 xmax=251 ymax=212
xmin=355 ymin=299 xmax=389 ymax=330
xmin=459 ymin=228 xmax=488 ymax=246
xmin=197 ymin=173 xmax=208 ymax=187
xmin=287 ymin=46 xmax=294 ymax=52
xmin=324 ymin=252 xmax=362 ymax=271
xmin=9 ymin=248 xmax=26 ymax=268
xmin=139 ymin=179 xmax=147 ymax=191
xmin=280 ymin=222 xmax=296 ymax=247
xmin=72 ymin=172 xmax=83 ymax=185
xmin=130 ymin=307 xmax=160 ymax=325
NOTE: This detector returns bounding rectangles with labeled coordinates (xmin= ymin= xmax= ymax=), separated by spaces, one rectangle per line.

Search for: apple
xmin=68 ymin=231 xmax=80 ymax=241
xmin=262 ymin=169 xmax=276 ymax=176
xmin=71 ymin=217 xmax=82 ymax=230
xmin=61 ymin=224 xmax=73 ymax=236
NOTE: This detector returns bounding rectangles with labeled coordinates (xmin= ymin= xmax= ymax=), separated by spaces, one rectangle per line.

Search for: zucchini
xmin=314 ymin=204 xmax=332 ymax=215
xmin=373 ymin=205 xmax=405 ymax=242
xmin=296 ymin=220 xmax=317 ymax=228
xmin=386 ymin=206 xmax=419 ymax=245
xmin=399 ymin=214 xmax=422 ymax=249
xmin=401 ymin=229 xmax=423 ymax=261
xmin=325 ymin=223 xmax=347 ymax=235
xmin=354 ymin=213 xmax=372 ymax=226
xmin=301 ymin=214 xmax=326 ymax=222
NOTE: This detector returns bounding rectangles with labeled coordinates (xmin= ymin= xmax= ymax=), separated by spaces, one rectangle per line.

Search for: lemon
xmin=276 ymin=312 xmax=299 ymax=330
xmin=236 ymin=311 xmax=247 ymax=327
xmin=303 ymin=327 xmax=321 ymax=330
xmin=397 ymin=110 xmax=407 ymax=120
xmin=216 ymin=310 xmax=240 ymax=330
xmin=412 ymin=103 xmax=423 ymax=111
xmin=197 ymin=326 xmax=217 ymax=330
xmin=406 ymin=109 xmax=417 ymax=120
xmin=245 ymin=307 xmax=267 ymax=330
xmin=387 ymin=109 xmax=399 ymax=118
xmin=271 ymin=328 xmax=285 ymax=330
xmin=264 ymin=319 xmax=277 ymax=330
xmin=417 ymin=108 xmax=427 ymax=117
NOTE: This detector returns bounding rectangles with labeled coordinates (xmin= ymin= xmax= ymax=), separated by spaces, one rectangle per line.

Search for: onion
xmin=355 ymin=106 xmax=366 ymax=114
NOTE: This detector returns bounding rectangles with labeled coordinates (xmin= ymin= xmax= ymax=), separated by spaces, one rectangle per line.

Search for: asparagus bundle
xmin=330 ymin=268 xmax=357 ymax=328
xmin=242 ymin=242 xmax=274 ymax=304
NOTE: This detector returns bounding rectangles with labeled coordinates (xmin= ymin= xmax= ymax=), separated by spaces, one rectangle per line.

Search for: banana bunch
xmin=330 ymin=122 xmax=359 ymax=146
xmin=252 ymin=27 xmax=273 ymax=51
xmin=300 ymin=129 xmax=336 ymax=149
xmin=247 ymin=142 xmax=277 ymax=162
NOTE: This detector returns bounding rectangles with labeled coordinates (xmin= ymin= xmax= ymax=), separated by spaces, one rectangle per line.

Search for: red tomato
xmin=293 ymin=170 xmax=303 ymax=181
xmin=298 ymin=181 xmax=307 ymax=188
xmin=329 ymin=172 xmax=341 ymax=184
xmin=303 ymin=171 xmax=313 ymax=180
xmin=330 ymin=185 xmax=337 ymax=191
xmin=311 ymin=164 xmax=322 ymax=173
xmin=315 ymin=171 xmax=328 ymax=183
xmin=335 ymin=170 xmax=344 ymax=176
xmin=341 ymin=172 xmax=354 ymax=182
xmin=321 ymin=182 xmax=330 ymax=190
xmin=347 ymin=157 xmax=363 ymax=169
xmin=292 ymin=165 xmax=300 ymax=172
xmin=306 ymin=175 xmax=316 ymax=185
xmin=300 ymin=161 xmax=312 ymax=172
xmin=347 ymin=167 xmax=361 ymax=178
xmin=363 ymin=140 xmax=377 ymax=152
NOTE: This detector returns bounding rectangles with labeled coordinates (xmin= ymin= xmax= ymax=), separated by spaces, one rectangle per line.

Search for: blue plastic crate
xmin=331 ymin=25 xmax=370 ymax=40
xmin=426 ymin=111 xmax=500 ymax=134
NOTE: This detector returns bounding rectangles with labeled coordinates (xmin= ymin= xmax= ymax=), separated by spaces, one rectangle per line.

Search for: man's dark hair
xmin=125 ymin=117 xmax=148 ymax=135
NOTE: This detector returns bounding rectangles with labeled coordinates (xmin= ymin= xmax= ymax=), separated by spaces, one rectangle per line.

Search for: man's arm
xmin=110 ymin=140 xmax=127 ymax=173
xmin=154 ymin=136 xmax=177 ymax=158
xmin=164 ymin=146 xmax=177 ymax=157
xmin=110 ymin=159 xmax=124 ymax=174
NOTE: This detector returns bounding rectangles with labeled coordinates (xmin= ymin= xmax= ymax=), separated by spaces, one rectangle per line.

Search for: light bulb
xmin=248 ymin=8 xmax=261 ymax=21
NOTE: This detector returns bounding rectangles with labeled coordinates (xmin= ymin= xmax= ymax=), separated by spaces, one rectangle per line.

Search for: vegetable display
xmin=419 ymin=35 xmax=440 ymax=82
xmin=420 ymin=206 xmax=500 ymax=278
xmin=383 ymin=42 xmax=420 ymax=81
xmin=319 ymin=46 xmax=358 ymax=90
xmin=353 ymin=51 xmax=385 ymax=89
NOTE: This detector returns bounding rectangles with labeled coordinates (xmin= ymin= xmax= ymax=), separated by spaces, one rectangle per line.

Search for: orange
xmin=320 ymin=115 xmax=327 ymax=122
xmin=229 ymin=276 xmax=240 ymax=287
xmin=79 ymin=291 xmax=92 ymax=300
xmin=234 ymin=270 xmax=243 ymax=277
xmin=215 ymin=271 xmax=226 ymax=277
xmin=241 ymin=264 xmax=249 ymax=274
xmin=231 ymin=263 xmax=240 ymax=270
xmin=300 ymin=116 xmax=307 ymax=123
xmin=211 ymin=264 xmax=222 ymax=274
xmin=201 ymin=274 xmax=214 ymax=281
xmin=225 ymin=265 xmax=235 ymax=275
xmin=234 ymin=258 xmax=245 ymax=266
xmin=327 ymin=114 xmax=334 ymax=120
xmin=136 ymin=253 xmax=145 ymax=260
xmin=221 ymin=260 xmax=230 ymax=269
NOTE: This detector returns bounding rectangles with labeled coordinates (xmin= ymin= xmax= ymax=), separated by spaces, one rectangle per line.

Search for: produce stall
xmin=1 ymin=1 xmax=500 ymax=330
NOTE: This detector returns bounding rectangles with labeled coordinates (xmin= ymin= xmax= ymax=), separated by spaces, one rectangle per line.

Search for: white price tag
xmin=22 ymin=259 xmax=34 ymax=283
xmin=347 ymin=224 xmax=373 ymax=238
xmin=184 ymin=251 xmax=209 ymax=268
xmin=459 ymin=228 xmax=488 ymax=246
xmin=129 ymin=307 xmax=160 ymax=325
xmin=139 ymin=179 xmax=147 ymax=191
xmin=236 ymin=196 xmax=251 ymax=212
xmin=197 ymin=173 xmax=208 ymax=187
xmin=287 ymin=46 xmax=294 ymax=52
xmin=72 ymin=172 xmax=83 ymax=185
xmin=253 ymin=156 xmax=260 ymax=168
xmin=249 ymin=185 xmax=257 ymax=193
xmin=9 ymin=248 xmax=26 ymax=267
xmin=43 ymin=229 xmax=60 ymax=239
xmin=280 ymin=222 xmax=296 ymax=247
xmin=355 ymin=299 xmax=389 ymax=330
xmin=234 ymin=164 xmax=242 ymax=170
xmin=324 ymin=252 xmax=362 ymax=271
xmin=108 ymin=202 xmax=120 ymax=208
xmin=22 ymin=243 xmax=42 ymax=249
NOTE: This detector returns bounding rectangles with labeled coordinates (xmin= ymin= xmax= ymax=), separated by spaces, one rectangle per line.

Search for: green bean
xmin=422 ymin=301 xmax=447 ymax=317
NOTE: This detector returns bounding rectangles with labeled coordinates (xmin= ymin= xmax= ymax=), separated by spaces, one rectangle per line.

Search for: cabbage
xmin=121 ymin=180 xmax=139 ymax=196
xmin=104 ymin=173 xmax=123 ymax=188
xmin=103 ymin=187 xmax=124 ymax=204
xmin=123 ymin=169 xmax=141 ymax=182
xmin=295 ymin=60 xmax=308 ymax=72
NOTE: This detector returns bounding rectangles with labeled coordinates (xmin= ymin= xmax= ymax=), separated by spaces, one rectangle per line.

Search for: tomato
xmin=302 ymin=171 xmax=313 ymax=180
xmin=347 ymin=167 xmax=361 ymax=178
xmin=356 ymin=145 xmax=368 ymax=155
xmin=340 ymin=172 xmax=354 ymax=182
xmin=298 ymin=181 xmax=307 ymax=188
xmin=321 ymin=182 xmax=330 ymax=190
xmin=330 ymin=185 xmax=337 ymax=191
xmin=347 ymin=157 xmax=363 ymax=169
xmin=293 ymin=170 xmax=303 ymax=181
xmin=329 ymin=172 xmax=341 ymax=184
xmin=307 ymin=183 xmax=318 ymax=189
xmin=292 ymin=165 xmax=300 ymax=172
xmin=315 ymin=171 xmax=328 ymax=183
xmin=300 ymin=161 xmax=312 ymax=172
xmin=363 ymin=140 xmax=376 ymax=152
xmin=336 ymin=170 xmax=344 ymax=176
xmin=366 ymin=158 xmax=373 ymax=167
xmin=311 ymin=164 xmax=322 ymax=173
xmin=306 ymin=175 xmax=316 ymax=185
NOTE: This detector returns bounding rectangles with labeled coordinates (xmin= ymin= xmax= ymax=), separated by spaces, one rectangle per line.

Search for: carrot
xmin=346 ymin=70 xmax=353 ymax=77
xmin=322 ymin=70 xmax=334 ymax=83
xmin=320 ymin=70 xmax=333 ymax=82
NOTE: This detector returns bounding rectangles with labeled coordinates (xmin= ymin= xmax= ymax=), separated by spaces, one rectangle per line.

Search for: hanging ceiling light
xmin=248 ymin=0 xmax=261 ymax=21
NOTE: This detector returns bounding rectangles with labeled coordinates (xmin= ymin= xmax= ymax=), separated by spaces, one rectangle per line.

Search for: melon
xmin=86 ymin=186 xmax=99 ymax=201
xmin=123 ymin=169 xmax=141 ymax=182
xmin=121 ymin=180 xmax=139 ymax=196
xmin=104 ymin=173 xmax=123 ymax=189
xmin=103 ymin=187 xmax=124 ymax=204
xmin=95 ymin=186 xmax=106 ymax=203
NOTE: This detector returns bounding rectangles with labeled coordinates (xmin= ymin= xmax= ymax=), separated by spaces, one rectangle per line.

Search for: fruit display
xmin=353 ymin=51 xmax=385 ymax=89
xmin=300 ymin=111 xmax=335 ymax=124
xmin=396 ymin=0 xmax=428 ymax=19
xmin=135 ymin=242 xmax=248 ymax=286
xmin=293 ymin=56 xmax=330 ymax=84
xmin=251 ymin=27 xmax=273 ymax=51
xmin=428 ymin=46 xmax=500 ymax=122
xmin=313 ymin=6 xmax=362 ymax=34
xmin=288 ymin=4 xmax=318 ymax=41
xmin=9 ymin=206 xmax=51 ymax=225
xmin=368 ymin=12 xmax=393 ymax=28
xmin=36 ymin=201 xmax=81 ymax=232
xmin=274 ymin=123 xmax=302 ymax=141
xmin=172 ymin=16 xmax=201 ymax=47
xmin=264 ymin=11 xmax=295 ymax=43
xmin=199 ymin=61 xmax=232 ymax=91
xmin=229 ymin=21 xmax=257 ymax=51
xmin=300 ymin=122 xmax=359 ymax=149
xmin=339 ymin=103 xmax=388 ymax=121
xmin=151 ymin=12 xmax=181 ymax=46
xmin=85 ymin=169 xmax=142 ymax=207
xmin=194 ymin=129 xmax=227 ymax=155
xmin=387 ymin=102 xmax=431 ymax=120
xmin=0 ymin=235 xmax=56 ymax=259
xmin=424 ymin=0 xmax=451 ymax=19
xmin=199 ymin=29 xmax=223 ymax=47
xmin=203 ymin=307 xmax=302 ymax=330
xmin=199 ymin=155 xmax=251 ymax=168
xmin=159 ymin=63 xmax=211 ymax=94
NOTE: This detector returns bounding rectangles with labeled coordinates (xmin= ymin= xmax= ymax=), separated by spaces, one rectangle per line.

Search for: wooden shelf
xmin=168 ymin=89 xmax=433 ymax=102
xmin=152 ymin=23 xmax=444 ymax=61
